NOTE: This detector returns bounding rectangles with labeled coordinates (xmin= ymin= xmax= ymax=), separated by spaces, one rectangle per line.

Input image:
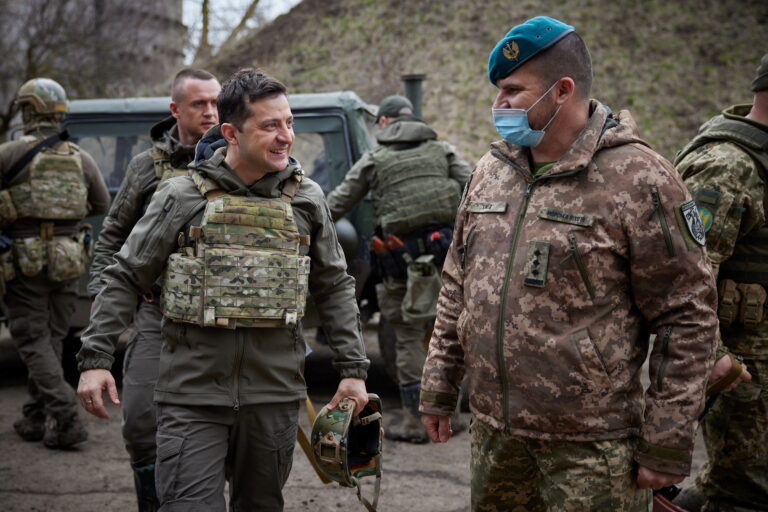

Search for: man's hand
xmin=636 ymin=465 xmax=684 ymax=490
xmin=77 ymin=369 xmax=120 ymax=419
xmin=421 ymin=413 xmax=452 ymax=443
xmin=709 ymin=354 xmax=751 ymax=393
xmin=326 ymin=377 xmax=368 ymax=416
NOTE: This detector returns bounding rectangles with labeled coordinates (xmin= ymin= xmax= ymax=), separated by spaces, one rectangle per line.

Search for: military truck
xmin=8 ymin=91 xmax=400 ymax=382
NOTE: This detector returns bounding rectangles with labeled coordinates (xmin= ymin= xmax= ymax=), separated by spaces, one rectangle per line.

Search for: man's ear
xmin=220 ymin=123 xmax=238 ymax=146
xmin=170 ymin=101 xmax=180 ymax=120
xmin=555 ymin=77 xmax=576 ymax=104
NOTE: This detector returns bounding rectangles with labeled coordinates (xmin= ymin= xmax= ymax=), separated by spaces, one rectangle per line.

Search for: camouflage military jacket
xmin=87 ymin=117 xmax=194 ymax=297
xmin=326 ymin=116 xmax=472 ymax=225
xmin=420 ymin=101 xmax=718 ymax=475
xmin=676 ymin=104 xmax=768 ymax=359
xmin=78 ymin=148 xmax=369 ymax=407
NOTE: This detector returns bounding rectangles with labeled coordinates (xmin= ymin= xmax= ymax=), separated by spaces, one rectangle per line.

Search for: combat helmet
xmin=312 ymin=394 xmax=383 ymax=511
xmin=15 ymin=78 xmax=68 ymax=116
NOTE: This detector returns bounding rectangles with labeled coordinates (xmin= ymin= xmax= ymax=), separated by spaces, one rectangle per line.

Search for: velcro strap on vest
xmin=717 ymin=279 xmax=740 ymax=328
xmin=280 ymin=170 xmax=304 ymax=201
xmin=737 ymin=283 xmax=767 ymax=329
xmin=40 ymin=221 xmax=54 ymax=242
xmin=706 ymin=353 xmax=745 ymax=395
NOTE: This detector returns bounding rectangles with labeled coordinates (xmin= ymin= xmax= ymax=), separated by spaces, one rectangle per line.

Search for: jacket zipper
xmin=460 ymin=226 xmax=476 ymax=270
xmin=656 ymin=326 xmax=672 ymax=392
xmin=560 ymin=234 xmax=596 ymax=300
xmin=649 ymin=186 xmax=675 ymax=258
xmin=497 ymin=181 xmax=535 ymax=431
xmin=233 ymin=329 xmax=245 ymax=411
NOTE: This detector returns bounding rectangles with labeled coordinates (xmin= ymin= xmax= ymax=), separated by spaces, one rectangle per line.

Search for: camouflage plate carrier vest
xmin=9 ymin=135 xmax=88 ymax=220
xmin=152 ymin=148 xmax=191 ymax=183
xmin=372 ymin=140 xmax=461 ymax=235
xmin=161 ymin=170 xmax=311 ymax=329
xmin=677 ymin=116 xmax=768 ymax=287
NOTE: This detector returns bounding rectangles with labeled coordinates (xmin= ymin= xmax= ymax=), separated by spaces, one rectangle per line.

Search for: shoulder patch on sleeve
xmin=676 ymin=200 xmax=706 ymax=248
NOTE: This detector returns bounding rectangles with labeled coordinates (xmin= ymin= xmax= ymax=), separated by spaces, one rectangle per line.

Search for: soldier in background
xmin=87 ymin=68 xmax=220 ymax=512
xmin=419 ymin=16 xmax=722 ymax=510
xmin=326 ymin=94 xmax=471 ymax=443
xmin=77 ymin=68 xmax=368 ymax=511
xmin=673 ymin=52 xmax=767 ymax=512
xmin=0 ymin=78 xmax=109 ymax=448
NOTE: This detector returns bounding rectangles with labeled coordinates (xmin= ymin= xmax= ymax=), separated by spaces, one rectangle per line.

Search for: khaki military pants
xmin=155 ymin=401 xmax=299 ymax=512
xmin=691 ymin=357 xmax=767 ymax=512
xmin=376 ymin=276 xmax=429 ymax=385
xmin=122 ymin=300 xmax=163 ymax=466
xmin=470 ymin=418 xmax=651 ymax=512
xmin=6 ymin=272 xmax=79 ymax=420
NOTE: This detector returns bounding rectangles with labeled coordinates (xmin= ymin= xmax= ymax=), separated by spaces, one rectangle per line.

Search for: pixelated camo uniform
xmin=676 ymin=104 xmax=768 ymax=510
xmin=420 ymin=100 xmax=719 ymax=476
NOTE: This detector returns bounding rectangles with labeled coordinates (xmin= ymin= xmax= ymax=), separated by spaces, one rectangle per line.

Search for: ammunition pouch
xmin=371 ymin=223 xmax=453 ymax=280
xmin=0 ymin=189 xmax=18 ymax=228
xmin=402 ymin=255 xmax=442 ymax=323
xmin=717 ymin=279 xmax=767 ymax=329
xmin=10 ymin=235 xmax=85 ymax=281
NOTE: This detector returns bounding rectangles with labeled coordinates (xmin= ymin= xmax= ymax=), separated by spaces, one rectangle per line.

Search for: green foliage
xmin=209 ymin=0 xmax=768 ymax=162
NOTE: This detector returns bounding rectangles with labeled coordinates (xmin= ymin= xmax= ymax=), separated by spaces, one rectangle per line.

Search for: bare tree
xmin=0 ymin=0 xmax=184 ymax=139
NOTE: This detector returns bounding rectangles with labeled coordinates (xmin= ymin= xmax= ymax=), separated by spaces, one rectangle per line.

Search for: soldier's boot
xmin=13 ymin=409 xmax=46 ymax=442
xmin=672 ymin=484 xmax=706 ymax=511
xmin=385 ymin=383 xmax=429 ymax=444
xmin=43 ymin=412 xmax=88 ymax=449
xmin=131 ymin=462 xmax=160 ymax=512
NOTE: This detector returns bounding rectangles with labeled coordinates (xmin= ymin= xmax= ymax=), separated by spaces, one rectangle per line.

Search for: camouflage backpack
xmin=160 ymin=169 xmax=311 ymax=328
xmin=151 ymin=148 xmax=191 ymax=183
xmin=311 ymin=395 xmax=383 ymax=511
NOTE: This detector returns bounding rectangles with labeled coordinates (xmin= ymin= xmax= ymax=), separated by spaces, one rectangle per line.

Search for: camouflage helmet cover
xmin=311 ymin=394 xmax=383 ymax=509
xmin=15 ymin=78 xmax=68 ymax=115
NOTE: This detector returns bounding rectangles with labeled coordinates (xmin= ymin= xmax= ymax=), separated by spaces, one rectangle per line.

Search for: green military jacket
xmin=87 ymin=117 xmax=194 ymax=297
xmin=676 ymin=104 xmax=768 ymax=359
xmin=77 ymin=147 xmax=369 ymax=407
xmin=326 ymin=116 xmax=472 ymax=225
xmin=420 ymin=101 xmax=718 ymax=476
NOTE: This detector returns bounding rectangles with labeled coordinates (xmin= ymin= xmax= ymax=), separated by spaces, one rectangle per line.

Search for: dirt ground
xmin=0 ymin=325 xmax=705 ymax=512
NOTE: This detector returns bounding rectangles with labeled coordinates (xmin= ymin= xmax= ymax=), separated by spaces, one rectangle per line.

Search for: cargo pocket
xmin=155 ymin=432 xmax=184 ymax=503
xmin=47 ymin=236 xmax=85 ymax=282
xmin=12 ymin=237 xmax=45 ymax=277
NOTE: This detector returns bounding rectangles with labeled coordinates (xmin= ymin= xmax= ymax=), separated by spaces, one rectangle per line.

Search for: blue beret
xmin=488 ymin=16 xmax=575 ymax=85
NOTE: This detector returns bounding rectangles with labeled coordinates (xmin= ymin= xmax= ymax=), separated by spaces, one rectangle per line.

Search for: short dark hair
xmin=526 ymin=32 xmax=593 ymax=99
xmin=217 ymin=68 xmax=287 ymax=130
xmin=171 ymin=68 xmax=218 ymax=102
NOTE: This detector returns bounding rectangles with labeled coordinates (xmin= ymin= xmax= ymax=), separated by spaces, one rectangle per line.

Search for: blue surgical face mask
xmin=492 ymin=81 xmax=561 ymax=147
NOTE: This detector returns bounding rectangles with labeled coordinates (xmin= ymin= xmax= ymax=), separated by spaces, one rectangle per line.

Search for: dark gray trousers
xmin=6 ymin=272 xmax=78 ymax=420
xmin=122 ymin=300 xmax=163 ymax=465
xmin=156 ymin=401 xmax=300 ymax=512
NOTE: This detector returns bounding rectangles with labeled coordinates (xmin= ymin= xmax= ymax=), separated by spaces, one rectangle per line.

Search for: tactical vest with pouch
xmin=161 ymin=170 xmax=311 ymax=329
xmin=372 ymin=140 xmax=461 ymax=235
xmin=4 ymin=135 xmax=88 ymax=223
xmin=152 ymin=148 xmax=191 ymax=183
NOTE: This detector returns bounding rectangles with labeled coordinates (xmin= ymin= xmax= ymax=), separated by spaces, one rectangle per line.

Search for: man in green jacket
xmin=327 ymin=95 xmax=471 ymax=443
xmin=673 ymin=53 xmax=768 ymax=512
xmin=87 ymin=68 xmax=220 ymax=511
xmin=77 ymin=68 xmax=369 ymax=511
xmin=0 ymin=78 xmax=110 ymax=449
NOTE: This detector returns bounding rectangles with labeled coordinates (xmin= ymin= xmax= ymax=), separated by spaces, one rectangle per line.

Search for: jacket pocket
xmin=459 ymin=225 xmax=476 ymax=271
xmin=648 ymin=186 xmax=676 ymax=258
xmin=560 ymin=234 xmax=596 ymax=300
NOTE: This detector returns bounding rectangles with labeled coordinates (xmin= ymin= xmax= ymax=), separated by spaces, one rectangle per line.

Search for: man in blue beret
xmin=419 ymin=16 xmax=724 ymax=511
